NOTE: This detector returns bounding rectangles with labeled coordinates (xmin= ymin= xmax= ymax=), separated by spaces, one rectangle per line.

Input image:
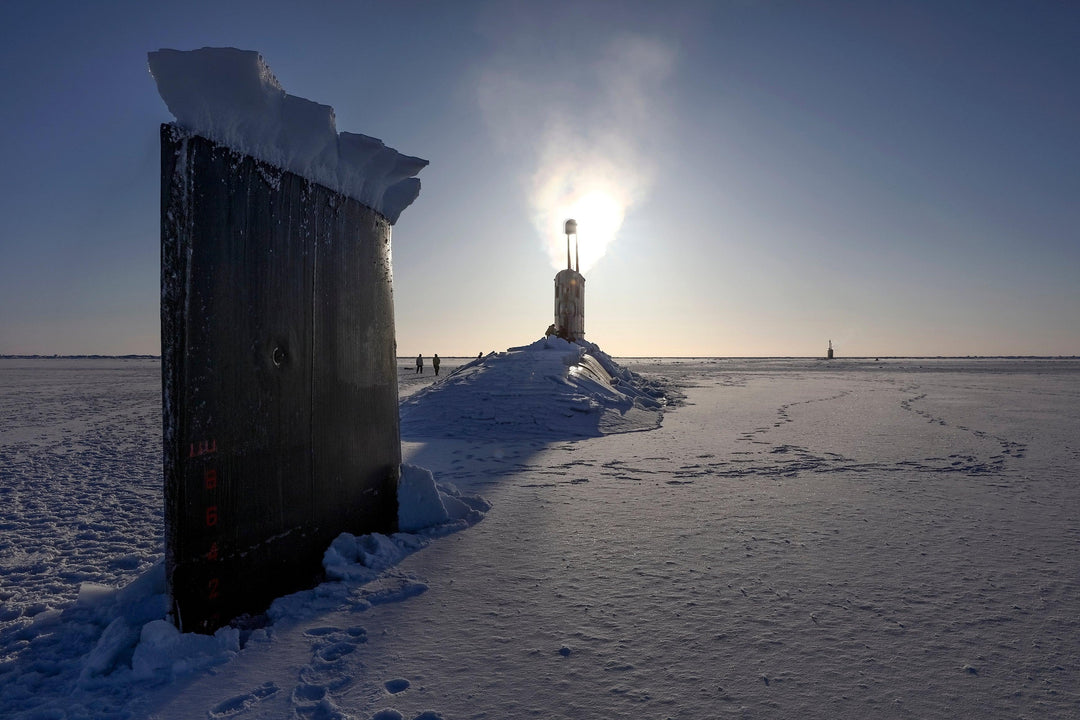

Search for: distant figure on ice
xmin=416 ymin=354 xmax=423 ymax=373
xmin=477 ymin=352 xmax=482 ymax=359
xmin=433 ymin=354 xmax=441 ymax=376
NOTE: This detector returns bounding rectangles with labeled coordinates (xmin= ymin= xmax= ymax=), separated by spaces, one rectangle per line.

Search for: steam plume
xmin=478 ymin=34 xmax=676 ymax=272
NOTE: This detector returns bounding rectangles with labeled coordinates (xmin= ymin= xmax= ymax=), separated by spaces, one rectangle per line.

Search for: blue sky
xmin=1 ymin=0 xmax=1077 ymax=356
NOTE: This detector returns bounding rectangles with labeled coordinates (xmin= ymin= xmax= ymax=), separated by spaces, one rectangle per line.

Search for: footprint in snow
xmin=293 ymin=681 xmax=328 ymax=700
xmin=317 ymin=640 xmax=358 ymax=662
xmin=371 ymin=712 xmax=445 ymax=720
xmin=303 ymin=626 xmax=340 ymax=638
xmin=207 ymin=681 xmax=280 ymax=717
xmin=293 ymin=626 xmax=368 ymax=715
xmin=385 ymin=678 xmax=410 ymax=693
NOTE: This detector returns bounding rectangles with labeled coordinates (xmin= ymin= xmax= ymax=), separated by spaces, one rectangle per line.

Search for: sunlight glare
xmin=534 ymin=176 xmax=628 ymax=273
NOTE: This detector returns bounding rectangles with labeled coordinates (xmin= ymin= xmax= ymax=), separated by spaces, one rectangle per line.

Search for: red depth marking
xmin=189 ymin=439 xmax=218 ymax=458
xmin=191 ymin=436 xmax=223 ymax=621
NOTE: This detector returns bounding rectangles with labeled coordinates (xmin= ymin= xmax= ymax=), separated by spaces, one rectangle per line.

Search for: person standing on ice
xmin=433 ymin=354 xmax=441 ymax=376
xmin=416 ymin=354 xmax=423 ymax=374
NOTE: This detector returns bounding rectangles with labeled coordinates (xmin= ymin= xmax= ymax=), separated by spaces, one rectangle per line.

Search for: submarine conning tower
xmin=554 ymin=219 xmax=585 ymax=341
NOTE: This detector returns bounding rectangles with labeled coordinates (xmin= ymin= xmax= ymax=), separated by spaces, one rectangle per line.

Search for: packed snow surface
xmin=148 ymin=47 xmax=427 ymax=223
xmin=2 ymin=354 xmax=1079 ymax=719
xmin=401 ymin=336 xmax=673 ymax=439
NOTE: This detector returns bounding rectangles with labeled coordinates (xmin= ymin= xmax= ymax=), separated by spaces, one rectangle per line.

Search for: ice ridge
xmin=147 ymin=47 xmax=427 ymax=224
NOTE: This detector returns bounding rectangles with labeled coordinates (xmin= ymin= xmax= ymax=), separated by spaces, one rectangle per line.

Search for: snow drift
xmin=147 ymin=47 xmax=427 ymax=224
xmin=400 ymin=336 xmax=674 ymax=439
xmin=0 ymin=470 xmax=487 ymax=717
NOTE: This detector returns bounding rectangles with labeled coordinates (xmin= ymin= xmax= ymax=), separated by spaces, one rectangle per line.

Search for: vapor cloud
xmin=477 ymin=34 xmax=676 ymax=272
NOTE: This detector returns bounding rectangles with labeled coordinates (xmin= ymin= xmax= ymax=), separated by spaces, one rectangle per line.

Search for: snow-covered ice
xmin=148 ymin=47 xmax=427 ymax=224
xmin=1 ymin=353 xmax=1079 ymax=719
xmin=401 ymin=337 xmax=673 ymax=440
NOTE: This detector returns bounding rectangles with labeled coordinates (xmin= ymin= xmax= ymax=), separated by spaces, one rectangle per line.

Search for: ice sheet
xmin=2 ymin=356 xmax=1079 ymax=718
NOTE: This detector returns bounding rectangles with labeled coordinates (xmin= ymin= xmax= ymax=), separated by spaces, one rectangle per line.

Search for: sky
xmin=1 ymin=0 xmax=1077 ymax=358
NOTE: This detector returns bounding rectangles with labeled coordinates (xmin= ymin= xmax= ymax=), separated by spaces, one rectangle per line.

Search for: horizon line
xmin=3 ymin=354 xmax=1078 ymax=361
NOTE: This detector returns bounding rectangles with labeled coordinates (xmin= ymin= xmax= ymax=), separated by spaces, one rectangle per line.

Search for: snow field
xmin=1 ymin=355 xmax=1078 ymax=719
xmin=0 ymin=359 xmax=162 ymax=623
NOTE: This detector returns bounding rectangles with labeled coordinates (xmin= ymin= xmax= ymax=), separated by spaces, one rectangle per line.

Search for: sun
xmin=539 ymin=185 xmax=627 ymax=273
xmin=566 ymin=191 xmax=624 ymax=272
